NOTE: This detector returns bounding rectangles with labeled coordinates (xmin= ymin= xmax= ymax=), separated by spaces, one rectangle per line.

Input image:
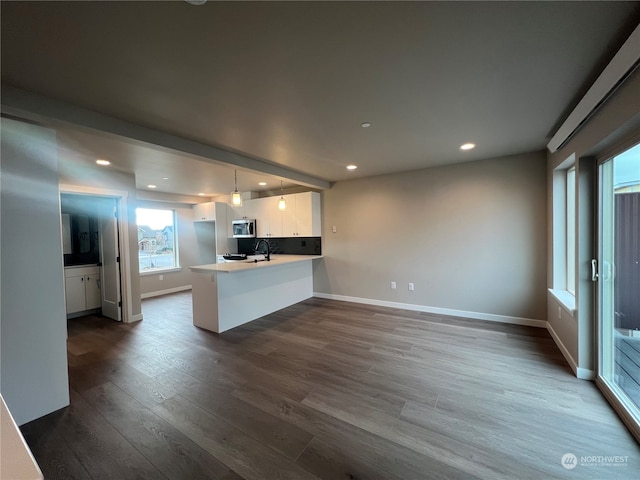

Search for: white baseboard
xmin=545 ymin=322 xmax=595 ymax=380
xmin=141 ymin=285 xmax=192 ymax=299
xmin=312 ymin=292 xmax=547 ymax=328
xmin=576 ymin=367 xmax=596 ymax=380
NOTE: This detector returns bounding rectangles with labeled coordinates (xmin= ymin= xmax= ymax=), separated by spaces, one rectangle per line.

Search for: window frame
xmin=550 ymin=154 xmax=577 ymax=314
xmin=566 ymin=166 xmax=576 ymax=296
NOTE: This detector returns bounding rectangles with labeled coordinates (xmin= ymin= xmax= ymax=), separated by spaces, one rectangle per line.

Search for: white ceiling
xmin=2 ymin=1 xmax=639 ymax=197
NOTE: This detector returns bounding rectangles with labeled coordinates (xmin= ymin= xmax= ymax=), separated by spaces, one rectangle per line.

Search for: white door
xmin=99 ymin=199 xmax=122 ymax=321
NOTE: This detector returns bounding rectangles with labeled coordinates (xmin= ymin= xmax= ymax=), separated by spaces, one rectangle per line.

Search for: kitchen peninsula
xmin=190 ymin=255 xmax=322 ymax=333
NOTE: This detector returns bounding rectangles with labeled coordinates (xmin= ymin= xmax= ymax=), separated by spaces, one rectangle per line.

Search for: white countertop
xmin=191 ymin=254 xmax=323 ymax=273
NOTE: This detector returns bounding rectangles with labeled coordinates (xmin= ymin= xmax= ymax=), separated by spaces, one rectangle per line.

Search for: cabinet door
xmin=249 ymin=197 xmax=281 ymax=237
xmin=193 ymin=202 xmax=216 ymax=222
xmin=228 ymin=200 xmax=247 ymax=219
xmin=296 ymin=193 xmax=313 ymax=236
xmin=84 ymin=274 xmax=102 ymax=310
xmin=265 ymin=196 xmax=283 ymax=237
xmin=281 ymin=194 xmax=298 ymax=236
xmin=65 ymin=276 xmax=86 ymax=314
xmin=282 ymin=192 xmax=321 ymax=237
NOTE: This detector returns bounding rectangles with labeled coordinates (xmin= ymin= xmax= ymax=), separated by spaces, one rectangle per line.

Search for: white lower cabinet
xmin=64 ymin=266 xmax=101 ymax=314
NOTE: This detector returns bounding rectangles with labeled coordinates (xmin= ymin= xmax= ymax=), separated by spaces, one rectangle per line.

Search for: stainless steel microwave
xmin=232 ymin=219 xmax=256 ymax=238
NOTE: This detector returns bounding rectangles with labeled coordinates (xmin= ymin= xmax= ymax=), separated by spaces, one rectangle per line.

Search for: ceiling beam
xmin=0 ymin=85 xmax=332 ymax=190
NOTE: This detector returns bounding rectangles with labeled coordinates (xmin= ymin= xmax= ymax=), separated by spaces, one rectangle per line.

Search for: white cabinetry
xmin=193 ymin=202 xmax=217 ymax=222
xmin=233 ymin=191 xmax=321 ymax=238
xmin=64 ymin=266 xmax=101 ymax=314
xmin=281 ymin=192 xmax=321 ymax=237
xmin=253 ymin=196 xmax=282 ymax=237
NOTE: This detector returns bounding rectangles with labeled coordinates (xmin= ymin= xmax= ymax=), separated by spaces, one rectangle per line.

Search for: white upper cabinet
xmin=232 ymin=191 xmax=321 ymax=238
xmin=193 ymin=202 xmax=217 ymax=222
xmin=281 ymin=192 xmax=321 ymax=237
xmin=228 ymin=199 xmax=249 ymax=219
xmin=252 ymin=196 xmax=282 ymax=237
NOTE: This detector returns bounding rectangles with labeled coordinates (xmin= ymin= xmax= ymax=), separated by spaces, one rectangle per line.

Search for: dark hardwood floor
xmin=21 ymin=292 xmax=639 ymax=479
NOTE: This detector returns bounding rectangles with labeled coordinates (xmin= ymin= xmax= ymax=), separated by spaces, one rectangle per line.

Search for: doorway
xmin=60 ymin=191 xmax=127 ymax=322
xmin=596 ymin=142 xmax=640 ymax=441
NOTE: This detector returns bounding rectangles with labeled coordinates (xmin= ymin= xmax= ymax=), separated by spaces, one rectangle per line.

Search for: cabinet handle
xmin=81 ymin=277 xmax=84 ymax=282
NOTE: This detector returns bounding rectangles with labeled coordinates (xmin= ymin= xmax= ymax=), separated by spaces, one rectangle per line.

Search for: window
xmin=136 ymin=208 xmax=178 ymax=273
xmin=551 ymin=155 xmax=576 ymax=311
xmin=566 ymin=167 xmax=576 ymax=295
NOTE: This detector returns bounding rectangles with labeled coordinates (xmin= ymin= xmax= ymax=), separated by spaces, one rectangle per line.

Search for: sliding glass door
xmin=597 ymin=143 xmax=640 ymax=436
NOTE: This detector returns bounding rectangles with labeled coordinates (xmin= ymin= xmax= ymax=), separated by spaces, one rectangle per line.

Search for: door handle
xmin=591 ymin=259 xmax=598 ymax=282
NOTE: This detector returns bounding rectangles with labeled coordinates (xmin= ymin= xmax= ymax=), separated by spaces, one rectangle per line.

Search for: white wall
xmin=1 ymin=118 xmax=70 ymax=425
xmin=315 ymin=151 xmax=547 ymax=323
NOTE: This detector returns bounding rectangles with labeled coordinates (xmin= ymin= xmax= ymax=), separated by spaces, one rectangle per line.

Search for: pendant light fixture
xmin=231 ymin=169 xmax=242 ymax=207
xmin=278 ymin=180 xmax=286 ymax=211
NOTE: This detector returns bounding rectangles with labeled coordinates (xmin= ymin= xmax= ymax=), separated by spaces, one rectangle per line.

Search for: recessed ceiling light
xmin=460 ymin=143 xmax=476 ymax=151
xmin=96 ymin=159 xmax=110 ymax=166
xmin=361 ymin=122 xmax=371 ymax=128
xmin=162 ymin=177 xmax=169 ymax=180
xmin=147 ymin=184 xmax=157 ymax=189
xmin=258 ymin=182 xmax=267 ymax=186
xmin=198 ymin=193 xmax=206 ymax=196
xmin=346 ymin=165 xmax=358 ymax=170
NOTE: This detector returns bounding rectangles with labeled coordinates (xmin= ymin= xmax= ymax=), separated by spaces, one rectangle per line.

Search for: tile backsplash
xmin=237 ymin=237 xmax=321 ymax=255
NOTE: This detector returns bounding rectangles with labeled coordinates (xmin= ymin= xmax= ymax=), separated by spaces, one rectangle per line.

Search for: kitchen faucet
xmin=254 ymin=238 xmax=271 ymax=261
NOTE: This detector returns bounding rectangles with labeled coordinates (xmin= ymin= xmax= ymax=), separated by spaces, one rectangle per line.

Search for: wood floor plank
xmin=296 ymin=436 xmax=408 ymax=480
xmin=54 ymin=389 xmax=166 ymax=480
xmin=152 ymin=394 xmax=321 ymax=480
xmin=231 ymin=383 xmax=477 ymax=480
xmin=301 ymin=387 xmax=556 ymax=479
xmin=154 ymin=368 xmax=315 ymax=461
xmin=80 ymin=382 xmax=243 ymax=480
xmin=20 ymin=416 xmax=93 ymax=480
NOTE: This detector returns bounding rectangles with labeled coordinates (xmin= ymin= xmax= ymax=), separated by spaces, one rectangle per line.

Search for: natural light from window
xmin=136 ymin=208 xmax=178 ymax=273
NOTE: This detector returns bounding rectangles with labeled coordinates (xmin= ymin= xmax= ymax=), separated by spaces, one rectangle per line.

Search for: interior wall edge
xmin=546 ymin=321 xmax=579 ymax=377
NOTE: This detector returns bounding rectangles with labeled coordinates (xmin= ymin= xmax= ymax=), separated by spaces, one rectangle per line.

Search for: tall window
xmin=136 ymin=208 xmax=178 ymax=273
xmin=566 ymin=167 xmax=576 ymax=295
xmin=552 ymin=155 xmax=576 ymax=305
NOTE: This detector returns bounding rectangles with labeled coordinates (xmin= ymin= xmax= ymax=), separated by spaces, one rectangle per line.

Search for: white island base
xmin=190 ymin=255 xmax=321 ymax=333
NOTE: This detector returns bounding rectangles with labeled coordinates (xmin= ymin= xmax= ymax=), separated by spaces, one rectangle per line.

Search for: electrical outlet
xmin=332 ymin=225 xmax=337 ymax=233
xmin=558 ymin=306 xmax=562 ymax=320
xmin=408 ymin=283 xmax=415 ymax=291
xmin=159 ymin=274 xmax=164 ymax=281
xmin=391 ymin=281 xmax=397 ymax=290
